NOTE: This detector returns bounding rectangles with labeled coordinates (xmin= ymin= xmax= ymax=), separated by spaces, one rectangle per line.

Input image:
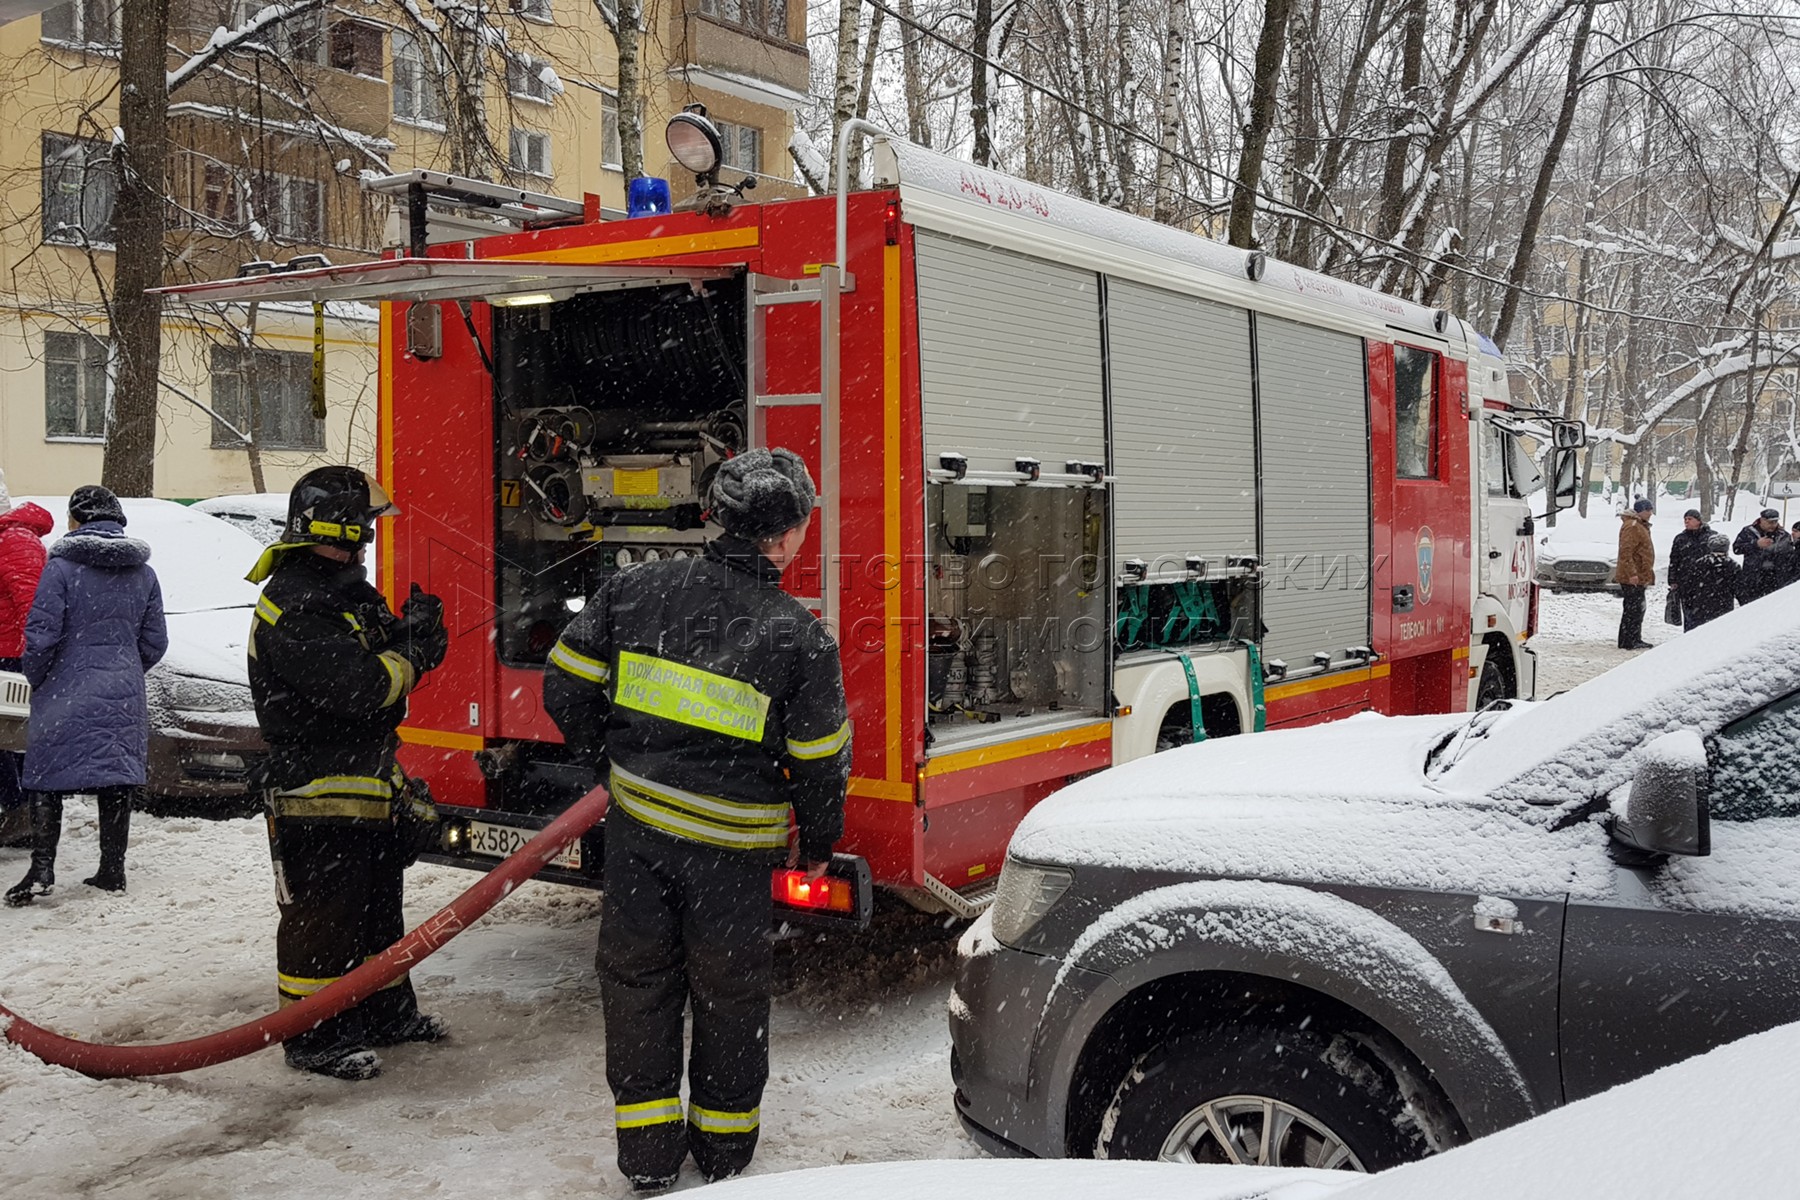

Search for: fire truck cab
xmin=156 ymin=138 xmax=1582 ymax=924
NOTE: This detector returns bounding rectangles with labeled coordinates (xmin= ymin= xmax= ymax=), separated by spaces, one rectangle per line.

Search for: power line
xmin=854 ymin=0 xmax=1781 ymax=339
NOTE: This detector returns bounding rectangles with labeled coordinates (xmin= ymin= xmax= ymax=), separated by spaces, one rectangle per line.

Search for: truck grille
xmin=1552 ymin=560 xmax=1611 ymax=580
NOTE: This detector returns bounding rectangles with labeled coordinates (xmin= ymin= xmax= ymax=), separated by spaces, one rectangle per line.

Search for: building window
xmin=511 ymin=0 xmax=553 ymax=21
xmin=1393 ymin=344 xmax=1439 ymax=480
xmin=250 ymin=174 xmax=324 ymax=243
xmin=233 ymin=1 xmax=323 ymax=63
xmin=510 ymin=128 xmax=552 ymax=176
xmin=42 ymin=132 xmax=118 ymax=246
xmin=39 ymin=0 xmax=119 ymax=46
xmin=392 ymin=30 xmax=445 ymax=125
xmin=507 ymin=54 xmax=555 ymax=103
xmin=44 ymin=330 xmax=110 ymax=441
xmin=210 ymin=346 xmax=325 ymax=450
xmin=328 ymin=19 xmax=384 ymax=76
xmin=601 ymin=93 xmax=622 ymax=169
xmin=699 ymin=0 xmax=786 ymax=40
xmin=716 ymin=120 xmax=762 ymax=174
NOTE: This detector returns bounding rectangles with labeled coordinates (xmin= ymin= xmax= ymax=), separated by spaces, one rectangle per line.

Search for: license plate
xmin=466 ymin=820 xmax=582 ymax=870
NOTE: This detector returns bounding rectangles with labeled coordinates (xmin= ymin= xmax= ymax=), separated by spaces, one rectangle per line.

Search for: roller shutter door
xmin=1107 ymin=279 xmax=1256 ymax=567
xmin=1255 ymin=316 xmax=1371 ymax=670
xmin=914 ymin=233 xmax=1105 ymax=475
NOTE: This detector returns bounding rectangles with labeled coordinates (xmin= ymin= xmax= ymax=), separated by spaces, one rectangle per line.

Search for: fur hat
xmin=1632 ymin=498 xmax=1654 ymax=514
xmin=68 ymin=484 xmax=126 ymax=526
xmin=708 ymin=448 xmax=816 ymax=541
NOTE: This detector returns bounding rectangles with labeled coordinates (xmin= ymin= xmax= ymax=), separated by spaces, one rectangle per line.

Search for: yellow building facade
xmin=0 ymin=0 xmax=809 ymax=500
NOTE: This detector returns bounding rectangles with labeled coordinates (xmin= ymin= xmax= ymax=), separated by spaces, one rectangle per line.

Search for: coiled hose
xmin=0 ymin=787 xmax=608 ymax=1079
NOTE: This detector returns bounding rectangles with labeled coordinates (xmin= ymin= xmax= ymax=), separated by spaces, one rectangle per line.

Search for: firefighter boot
xmin=285 ymin=1045 xmax=383 ymax=1081
xmin=83 ymin=789 xmax=132 ymax=892
xmin=5 ymin=794 xmax=63 ymax=907
xmin=369 ymin=1012 xmax=450 ymax=1046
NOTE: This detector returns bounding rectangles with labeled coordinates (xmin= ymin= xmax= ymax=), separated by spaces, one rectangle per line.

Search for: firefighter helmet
xmin=284 ymin=466 xmax=399 ymax=549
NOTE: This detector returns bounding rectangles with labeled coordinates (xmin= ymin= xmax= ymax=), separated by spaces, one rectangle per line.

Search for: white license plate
xmin=466 ymin=820 xmax=582 ymax=870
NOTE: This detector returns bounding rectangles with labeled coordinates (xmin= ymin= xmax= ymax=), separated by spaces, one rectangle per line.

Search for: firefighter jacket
xmin=248 ymin=550 xmax=418 ymax=823
xmin=544 ymin=533 xmax=850 ymax=861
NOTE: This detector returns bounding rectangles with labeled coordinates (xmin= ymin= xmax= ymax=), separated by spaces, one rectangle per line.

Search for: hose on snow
xmin=0 ymin=787 xmax=609 ymax=1079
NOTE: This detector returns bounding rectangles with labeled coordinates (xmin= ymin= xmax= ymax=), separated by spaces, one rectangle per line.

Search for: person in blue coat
xmin=6 ymin=485 xmax=167 ymax=906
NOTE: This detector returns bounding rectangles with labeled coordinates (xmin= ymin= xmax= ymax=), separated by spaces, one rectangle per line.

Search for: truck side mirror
xmin=1549 ymin=448 xmax=1580 ymax=512
xmin=1609 ymin=730 xmax=1710 ymax=862
xmin=1551 ymin=419 xmax=1586 ymax=449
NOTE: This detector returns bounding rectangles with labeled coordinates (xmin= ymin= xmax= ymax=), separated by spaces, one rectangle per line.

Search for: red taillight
xmin=773 ymin=870 xmax=853 ymax=913
xmin=1526 ymin=581 xmax=1540 ymax=639
xmin=885 ymin=200 xmax=902 ymax=246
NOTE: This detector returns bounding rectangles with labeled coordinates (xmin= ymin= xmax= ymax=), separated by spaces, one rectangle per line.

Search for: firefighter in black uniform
xmin=247 ymin=466 xmax=450 ymax=1081
xmin=545 ymin=448 xmax=850 ymax=1191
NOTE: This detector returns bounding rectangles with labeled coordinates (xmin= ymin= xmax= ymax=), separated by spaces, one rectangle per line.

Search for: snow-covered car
xmin=191 ymin=492 xmax=288 ymax=546
xmin=1533 ymin=535 xmax=1617 ymax=592
xmin=950 ymin=595 xmax=1800 ymax=1173
xmin=725 ymin=1021 xmax=1799 ymax=1198
xmin=0 ymin=666 xmax=27 ymax=752
xmin=20 ymin=497 xmax=267 ymax=806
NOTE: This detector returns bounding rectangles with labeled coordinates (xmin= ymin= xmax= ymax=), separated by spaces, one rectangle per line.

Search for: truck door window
xmin=1709 ymin=690 xmax=1800 ymax=822
xmin=1482 ymin=421 xmax=1507 ymax=496
xmin=1505 ymin=429 xmax=1543 ymax=497
xmin=1394 ymin=345 xmax=1438 ymax=479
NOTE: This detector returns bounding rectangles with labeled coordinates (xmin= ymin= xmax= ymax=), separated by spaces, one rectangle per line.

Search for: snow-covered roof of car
xmin=1441 ymin=592 xmax=1800 ymax=803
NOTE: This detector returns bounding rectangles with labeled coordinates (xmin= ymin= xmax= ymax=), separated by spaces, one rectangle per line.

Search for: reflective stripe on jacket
xmin=543 ymin=533 xmax=850 ymax=860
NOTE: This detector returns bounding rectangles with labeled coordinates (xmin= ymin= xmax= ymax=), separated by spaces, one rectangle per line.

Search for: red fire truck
xmin=159 ymin=131 xmax=1581 ymax=924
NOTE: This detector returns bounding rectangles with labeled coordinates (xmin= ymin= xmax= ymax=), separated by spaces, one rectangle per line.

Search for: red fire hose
xmin=0 ymin=788 xmax=609 ymax=1079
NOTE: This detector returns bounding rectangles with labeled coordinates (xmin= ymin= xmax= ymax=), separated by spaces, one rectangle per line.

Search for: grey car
xmin=950 ymin=596 xmax=1800 ymax=1174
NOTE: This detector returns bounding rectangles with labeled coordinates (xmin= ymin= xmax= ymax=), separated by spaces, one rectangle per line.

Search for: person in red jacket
xmin=0 ymin=499 xmax=55 ymax=842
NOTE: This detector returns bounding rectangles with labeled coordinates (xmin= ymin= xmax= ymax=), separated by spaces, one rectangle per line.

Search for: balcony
xmin=678 ymin=9 xmax=809 ymax=109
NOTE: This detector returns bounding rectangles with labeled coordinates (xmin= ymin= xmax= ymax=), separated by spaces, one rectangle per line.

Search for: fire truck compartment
xmin=491 ymin=275 xmax=748 ymax=668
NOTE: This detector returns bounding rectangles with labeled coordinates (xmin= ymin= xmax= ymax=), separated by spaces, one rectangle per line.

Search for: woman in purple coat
xmin=6 ymin=486 xmax=167 ymax=906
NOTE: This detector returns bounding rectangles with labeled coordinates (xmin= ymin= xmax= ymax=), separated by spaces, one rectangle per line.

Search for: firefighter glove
xmin=393 ymin=773 xmax=441 ymax=867
xmin=396 ymin=583 xmax=449 ymax=672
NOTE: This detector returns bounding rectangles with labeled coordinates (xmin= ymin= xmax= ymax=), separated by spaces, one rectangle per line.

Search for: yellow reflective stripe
xmin=786 ymin=720 xmax=850 ymax=761
xmin=377 ymin=651 xmax=415 ymax=707
xmin=610 ymin=763 xmax=789 ymax=822
xmin=307 ymin=519 xmax=365 ymax=542
xmin=688 ymin=1104 xmax=760 ymax=1135
xmin=281 ymin=775 xmax=394 ymax=800
xmin=614 ymin=650 xmax=770 ymax=742
xmin=617 ymin=1097 xmax=683 ymax=1129
xmin=278 ymin=971 xmax=341 ymax=997
xmin=548 ymin=640 xmax=610 ymax=684
xmin=271 ymin=796 xmax=392 ymax=821
xmin=612 ymin=787 xmax=791 ymax=851
xmin=255 ymin=595 xmax=283 ymax=626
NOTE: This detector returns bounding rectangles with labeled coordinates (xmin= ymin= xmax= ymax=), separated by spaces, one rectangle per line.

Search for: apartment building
xmin=0 ymin=0 xmax=809 ymax=500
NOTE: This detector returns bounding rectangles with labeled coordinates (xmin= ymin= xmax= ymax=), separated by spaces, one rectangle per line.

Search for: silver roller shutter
xmin=1255 ymin=316 xmax=1371 ymax=670
xmin=1107 ymin=278 xmax=1256 ymax=568
xmin=914 ymin=233 xmax=1105 ymax=475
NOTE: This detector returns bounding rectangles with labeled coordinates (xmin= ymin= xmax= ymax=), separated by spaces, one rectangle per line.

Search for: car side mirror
xmin=1608 ymin=730 xmax=1710 ymax=863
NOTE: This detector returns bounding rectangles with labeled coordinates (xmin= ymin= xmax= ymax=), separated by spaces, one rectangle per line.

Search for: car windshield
xmin=1438 ymin=597 xmax=1800 ymax=802
xmin=22 ymin=496 xmax=265 ymax=616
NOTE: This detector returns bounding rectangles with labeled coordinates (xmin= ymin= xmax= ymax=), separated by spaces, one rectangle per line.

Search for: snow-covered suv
xmin=950 ymin=595 xmax=1800 ymax=1173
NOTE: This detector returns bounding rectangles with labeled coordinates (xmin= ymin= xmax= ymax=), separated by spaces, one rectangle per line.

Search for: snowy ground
xmin=0 ymin=593 xmax=1673 ymax=1195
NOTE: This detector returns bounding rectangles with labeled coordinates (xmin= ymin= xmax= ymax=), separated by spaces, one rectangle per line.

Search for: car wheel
xmin=1476 ymin=654 xmax=1510 ymax=708
xmin=1096 ymin=1024 xmax=1423 ymax=1171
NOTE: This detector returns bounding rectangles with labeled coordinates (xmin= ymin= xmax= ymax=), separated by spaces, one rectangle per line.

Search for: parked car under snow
xmin=191 ymin=492 xmax=288 ymax=546
xmin=19 ymin=497 xmax=267 ymax=808
xmin=951 ymin=595 xmax=1800 ymax=1173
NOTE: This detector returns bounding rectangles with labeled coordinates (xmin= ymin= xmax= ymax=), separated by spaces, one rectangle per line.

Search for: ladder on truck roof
xmin=363 ymin=170 xmax=596 ymax=256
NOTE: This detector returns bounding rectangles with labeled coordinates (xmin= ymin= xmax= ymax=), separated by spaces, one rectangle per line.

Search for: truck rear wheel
xmin=1095 ymin=1024 xmax=1423 ymax=1170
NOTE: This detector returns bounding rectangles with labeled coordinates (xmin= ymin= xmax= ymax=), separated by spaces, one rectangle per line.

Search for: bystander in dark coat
xmin=1682 ymin=533 xmax=1739 ymax=629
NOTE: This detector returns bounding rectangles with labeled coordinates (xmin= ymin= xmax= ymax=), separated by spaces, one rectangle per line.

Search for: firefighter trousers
xmin=599 ymin=811 xmax=774 ymax=1183
xmin=267 ymin=813 xmax=421 ymax=1065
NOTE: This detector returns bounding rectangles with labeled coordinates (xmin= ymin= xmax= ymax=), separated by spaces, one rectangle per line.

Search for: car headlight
xmin=989 ymin=857 xmax=1073 ymax=947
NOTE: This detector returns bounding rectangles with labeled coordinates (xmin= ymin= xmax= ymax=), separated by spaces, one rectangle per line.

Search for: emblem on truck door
xmin=1416 ymin=527 xmax=1436 ymax=604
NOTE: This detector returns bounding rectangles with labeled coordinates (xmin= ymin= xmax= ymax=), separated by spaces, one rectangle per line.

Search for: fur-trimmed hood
xmin=50 ymin=521 xmax=152 ymax=569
